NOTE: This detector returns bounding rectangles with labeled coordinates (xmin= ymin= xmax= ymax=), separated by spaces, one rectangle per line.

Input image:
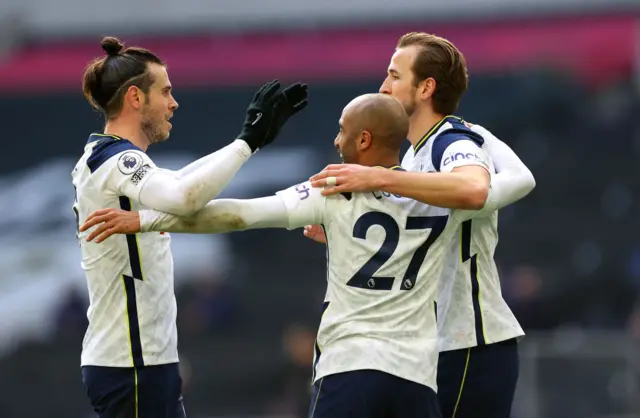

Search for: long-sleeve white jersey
xmin=72 ymin=133 xmax=251 ymax=367
xmin=401 ymin=116 xmax=529 ymax=352
xmin=137 ymin=143 xmax=491 ymax=391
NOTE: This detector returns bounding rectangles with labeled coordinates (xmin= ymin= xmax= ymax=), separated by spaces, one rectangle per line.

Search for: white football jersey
xmin=72 ymin=133 xmax=178 ymax=368
xmin=275 ymin=166 xmax=487 ymax=390
xmin=402 ymin=116 xmax=525 ymax=352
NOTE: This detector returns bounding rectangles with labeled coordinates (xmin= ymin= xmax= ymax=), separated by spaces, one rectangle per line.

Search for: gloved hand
xmin=262 ymin=82 xmax=308 ymax=148
xmin=237 ymin=80 xmax=308 ymax=152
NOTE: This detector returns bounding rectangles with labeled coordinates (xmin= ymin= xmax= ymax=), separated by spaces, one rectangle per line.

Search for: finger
xmin=304 ymin=225 xmax=319 ymax=236
xmin=83 ymin=209 xmax=112 ymax=225
xmin=321 ymin=164 xmax=349 ymax=172
xmin=291 ymin=99 xmax=308 ymax=114
xmin=310 ymin=179 xmax=328 ymax=188
xmin=310 ymin=175 xmax=340 ymax=188
xmin=94 ymin=227 xmax=118 ymax=244
xmin=309 ymin=169 xmax=342 ymax=182
xmin=80 ymin=213 xmax=111 ymax=232
xmin=261 ymin=79 xmax=281 ymax=100
xmin=283 ymin=83 xmax=308 ymax=103
xmin=303 ymin=226 xmax=325 ymax=243
xmin=252 ymin=81 xmax=269 ymax=101
xmin=86 ymin=221 xmax=112 ymax=242
xmin=321 ymin=184 xmax=350 ymax=196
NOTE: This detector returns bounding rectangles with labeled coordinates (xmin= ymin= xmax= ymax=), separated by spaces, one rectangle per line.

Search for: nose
xmin=170 ymin=97 xmax=179 ymax=111
xmin=379 ymin=79 xmax=391 ymax=94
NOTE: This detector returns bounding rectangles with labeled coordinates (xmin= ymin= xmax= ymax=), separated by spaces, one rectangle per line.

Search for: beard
xmin=141 ymin=104 xmax=170 ymax=145
xmin=402 ymin=96 xmax=418 ymax=117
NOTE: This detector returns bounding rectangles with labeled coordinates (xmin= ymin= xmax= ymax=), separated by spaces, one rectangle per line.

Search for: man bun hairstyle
xmin=82 ymin=36 xmax=164 ymax=119
xmin=101 ymin=36 xmax=125 ymax=56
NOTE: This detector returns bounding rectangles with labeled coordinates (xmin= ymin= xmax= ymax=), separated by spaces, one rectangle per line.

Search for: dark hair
xmin=397 ymin=32 xmax=469 ymax=115
xmin=82 ymin=36 xmax=164 ymax=119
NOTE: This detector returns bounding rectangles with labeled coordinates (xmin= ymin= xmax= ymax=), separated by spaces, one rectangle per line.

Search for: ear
xmin=418 ymin=77 xmax=436 ymax=101
xmin=124 ymin=86 xmax=145 ymax=111
xmin=359 ymin=130 xmax=373 ymax=151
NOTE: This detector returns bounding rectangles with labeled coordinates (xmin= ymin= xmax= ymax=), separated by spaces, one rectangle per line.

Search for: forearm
xmin=175 ymin=139 xmax=252 ymax=177
xmin=481 ymin=170 xmax=535 ymax=214
xmin=378 ymin=169 xmax=489 ymax=210
xmin=140 ymin=195 xmax=291 ymax=234
xmin=482 ymin=140 xmax=536 ymax=213
xmin=138 ymin=140 xmax=252 ymax=216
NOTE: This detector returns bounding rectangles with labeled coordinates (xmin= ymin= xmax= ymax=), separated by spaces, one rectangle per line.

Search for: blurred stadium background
xmin=1 ymin=0 xmax=639 ymax=417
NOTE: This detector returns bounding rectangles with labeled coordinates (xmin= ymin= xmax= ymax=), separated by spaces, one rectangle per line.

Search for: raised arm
xmin=98 ymin=81 xmax=308 ymax=217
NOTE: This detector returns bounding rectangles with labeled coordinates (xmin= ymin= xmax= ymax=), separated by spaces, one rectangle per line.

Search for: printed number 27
xmin=346 ymin=212 xmax=448 ymax=291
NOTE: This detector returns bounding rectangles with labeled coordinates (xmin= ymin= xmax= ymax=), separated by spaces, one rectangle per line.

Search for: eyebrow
xmin=389 ymin=69 xmax=400 ymax=76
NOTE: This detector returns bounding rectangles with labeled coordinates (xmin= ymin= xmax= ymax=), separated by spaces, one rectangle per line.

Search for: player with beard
xmin=307 ymin=33 xmax=535 ymax=418
xmin=72 ymin=36 xmax=308 ymax=418
xmin=79 ymin=93 xmax=494 ymax=418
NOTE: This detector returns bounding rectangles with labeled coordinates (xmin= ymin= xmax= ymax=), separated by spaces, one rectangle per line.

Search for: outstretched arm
xmin=80 ymin=182 xmax=329 ymax=242
xmin=141 ymin=196 xmax=291 ymax=234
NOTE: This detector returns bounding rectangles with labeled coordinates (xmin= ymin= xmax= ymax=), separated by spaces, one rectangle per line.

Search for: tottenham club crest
xmin=117 ymin=151 xmax=143 ymax=175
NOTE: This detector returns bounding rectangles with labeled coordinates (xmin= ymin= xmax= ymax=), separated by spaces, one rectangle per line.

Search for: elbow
xmin=461 ymin=182 xmax=490 ymax=210
xmin=524 ymin=171 xmax=536 ymax=194
xmin=168 ymin=191 xmax=201 ymax=217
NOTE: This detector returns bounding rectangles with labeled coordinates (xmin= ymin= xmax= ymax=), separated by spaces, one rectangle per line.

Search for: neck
xmin=360 ymin=151 xmax=399 ymax=169
xmin=104 ymin=119 xmax=150 ymax=152
xmin=407 ymin=107 xmax=446 ymax=147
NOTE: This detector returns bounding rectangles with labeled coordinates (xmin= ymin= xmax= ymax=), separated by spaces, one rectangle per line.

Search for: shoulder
xmin=431 ymin=121 xmax=485 ymax=170
xmin=87 ymin=138 xmax=148 ymax=174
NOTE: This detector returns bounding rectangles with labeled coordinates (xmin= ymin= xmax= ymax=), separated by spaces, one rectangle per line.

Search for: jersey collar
xmin=413 ymin=115 xmax=462 ymax=154
xmin=373 ymin=165 xmax=405 ymax=171
xmin=87 ymin=133 xmax=124 ymax=144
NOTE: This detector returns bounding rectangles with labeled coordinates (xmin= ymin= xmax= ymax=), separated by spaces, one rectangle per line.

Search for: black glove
xmin=237 ymin=80 xmax=309 ymax=152
xmin=262 ymin=82 xmax=309 ymax=148
xmin=237 ymin=80 xmax=284 ymax=152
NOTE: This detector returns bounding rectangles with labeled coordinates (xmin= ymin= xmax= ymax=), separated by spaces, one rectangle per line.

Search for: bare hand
xmin=79 ymin=208 xmax=142 ymax=243
xmin=309 ymin=164 xmax=382 ymax=196
xmin=303 ymin=224 xmax=326 ymax=244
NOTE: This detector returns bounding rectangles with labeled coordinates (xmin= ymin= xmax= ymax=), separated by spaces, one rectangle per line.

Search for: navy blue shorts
xmin=308 ymin=369 xmax=441 ymax=418
xmin=437 ymin=338 xmax=519 ymax=418
xmin=82 ymin=363 xmax=186 ymax=418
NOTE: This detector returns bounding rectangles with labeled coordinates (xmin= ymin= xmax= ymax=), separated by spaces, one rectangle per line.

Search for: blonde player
xmin=73 ymin=36 xmax=307 ymax=418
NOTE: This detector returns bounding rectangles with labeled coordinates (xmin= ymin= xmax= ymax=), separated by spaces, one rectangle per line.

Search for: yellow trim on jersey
xmin=373 ymin=165 xmax=403 ymax=171
xmin=122 ymin=274 xmax=136 ymax=368
xmin=91 ymin=133 xmax=123 ymax=140
xmin=134 ymin=369 xmax=139 ymax=418
xmin=310 ymin=378 xmax=324 ymax=418
xmin=452 ymin=349 xmax=471 ymax=418
xmin=414 ymin=115 xmax=463 ymax=154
